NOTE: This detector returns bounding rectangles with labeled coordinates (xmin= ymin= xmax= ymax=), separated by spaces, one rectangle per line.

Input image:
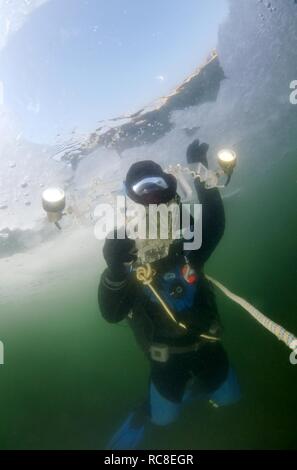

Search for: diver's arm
xmin=98 ymin=234 xmax=137 ymax=323
xmin=198 ymin=179 xmax=225 ymax=258
xmin=187 ymin=180 xmax=225 ymax=268
xmin=98 ymin=269 xmax=133 ymax=323
xmin=186 ymin=140 xmax=225 ymax=268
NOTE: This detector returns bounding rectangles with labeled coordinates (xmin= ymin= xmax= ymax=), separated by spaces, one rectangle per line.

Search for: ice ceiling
xmin=0 ymin=0 xmax=297 ymax=259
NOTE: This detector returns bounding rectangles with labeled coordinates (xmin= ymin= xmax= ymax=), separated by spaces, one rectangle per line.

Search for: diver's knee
xmin=150 ymin=382 xmax=181 ymax=427
xmin=209 ymin=367 xmax=241 ymax=407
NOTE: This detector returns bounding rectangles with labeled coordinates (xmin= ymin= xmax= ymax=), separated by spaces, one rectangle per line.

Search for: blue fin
xmin=107 ymin=409 xmax=147 ymax=450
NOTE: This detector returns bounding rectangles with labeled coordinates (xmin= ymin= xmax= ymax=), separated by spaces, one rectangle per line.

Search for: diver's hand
xmin=186 ymin=139 xmax=209 ymax=168
xmin=103 ymin=232 xmax=138 ymax=278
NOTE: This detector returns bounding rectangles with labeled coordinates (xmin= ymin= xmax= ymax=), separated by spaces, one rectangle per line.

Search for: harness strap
xmin=136 ymin=264 xmax=220 ymax=342
xmin=136 ymin=264 xmax=187 ymax=331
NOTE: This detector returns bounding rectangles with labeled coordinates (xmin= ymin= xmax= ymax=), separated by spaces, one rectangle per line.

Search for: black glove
xmin=103 ymin=231 xmax=138 ymax=280
xmin=186 ymin=139 xmax=209 ymax=168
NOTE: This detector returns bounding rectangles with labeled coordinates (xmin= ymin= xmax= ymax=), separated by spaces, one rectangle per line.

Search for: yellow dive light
xmin=217 ymin=149 xmax=237 ymax=174
xmin=42 ymin=187 xmax=66 ymax=229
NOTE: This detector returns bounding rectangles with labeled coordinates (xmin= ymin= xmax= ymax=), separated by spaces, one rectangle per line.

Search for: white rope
xmin=206 ymin=275 xmax=297 ymax=351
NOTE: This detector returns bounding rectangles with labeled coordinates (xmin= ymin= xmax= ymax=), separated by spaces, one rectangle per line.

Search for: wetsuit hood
xmin=125 ymin=160 xmax=177 ymax=205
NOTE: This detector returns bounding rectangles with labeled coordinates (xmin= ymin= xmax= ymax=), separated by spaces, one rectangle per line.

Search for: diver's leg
xmin=149 ymin=381 xmax=181 ymax=426
xmin=208 ymin=366 xmax=241 ymax=407
xmin=182 ymin=376 xmax=208 ymax=405
xmin=108 ymin=375 xmax=185 ymax=449
xmin=188 ymin=342 xmax=241 ymax=407
xmin=106 ymin=356 xmax=188 ymax=449
xmin=149 ymin=356 xmax=190 ymax=426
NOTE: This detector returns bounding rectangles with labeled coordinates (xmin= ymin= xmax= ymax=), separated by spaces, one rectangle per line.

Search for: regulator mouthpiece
xmin=217 ymin=149 xmax=237 ymax=175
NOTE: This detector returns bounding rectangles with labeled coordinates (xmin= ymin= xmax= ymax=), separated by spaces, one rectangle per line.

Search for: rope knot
xmin=136 ymin=264 xmax=154 ymax=285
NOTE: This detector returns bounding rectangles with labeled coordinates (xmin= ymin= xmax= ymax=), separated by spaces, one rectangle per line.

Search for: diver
xmin=98 ymin=140 xmax=241 ymax=450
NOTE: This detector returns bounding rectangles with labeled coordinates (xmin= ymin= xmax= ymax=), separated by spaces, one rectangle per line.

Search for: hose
xmin=206 ymin=275 xmax=297 ymax=351
xmin=136 ymin=264 xmax=219 ymax=342
xmin=136 ymin=264 xmax=187 ymax=331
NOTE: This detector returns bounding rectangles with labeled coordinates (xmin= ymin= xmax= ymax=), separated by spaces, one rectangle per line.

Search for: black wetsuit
xmin=98 ymin=180 xmax=229 ymax=403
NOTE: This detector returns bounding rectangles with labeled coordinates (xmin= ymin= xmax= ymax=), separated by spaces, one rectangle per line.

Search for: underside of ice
xmin=0 ymin=0 xmax=297 ymax=258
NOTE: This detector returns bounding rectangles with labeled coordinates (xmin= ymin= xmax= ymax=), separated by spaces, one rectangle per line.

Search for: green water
xmin=0 ymin=150 xmax=296 ymax=450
